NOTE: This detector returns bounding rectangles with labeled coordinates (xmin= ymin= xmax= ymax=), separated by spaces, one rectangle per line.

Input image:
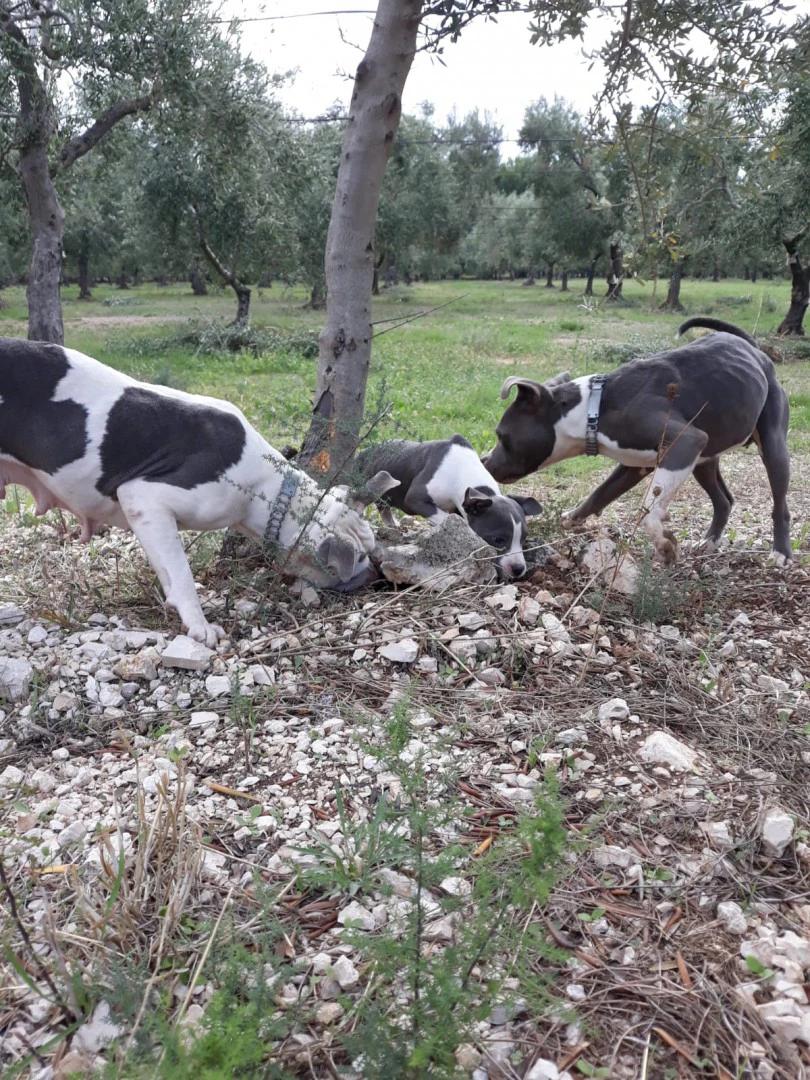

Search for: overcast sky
xmin=225 ymin=3 xmax=614 ymax=148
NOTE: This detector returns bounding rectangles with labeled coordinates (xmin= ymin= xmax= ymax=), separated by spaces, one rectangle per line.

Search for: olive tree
xmin=0 ymin=0 xmax=244 ymax=343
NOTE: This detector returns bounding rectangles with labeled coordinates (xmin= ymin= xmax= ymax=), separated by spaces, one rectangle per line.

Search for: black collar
xmin=263 ymin=471 xmax=299 ymax=553
xmin=585 ymin=374 xmax=607 ymax=456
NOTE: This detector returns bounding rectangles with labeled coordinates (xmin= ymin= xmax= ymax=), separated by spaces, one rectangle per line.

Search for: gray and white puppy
xmin=355 ymin=435 xmax=541 ymax=580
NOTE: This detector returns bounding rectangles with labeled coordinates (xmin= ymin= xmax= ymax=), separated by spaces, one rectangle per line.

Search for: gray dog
xmin=482 ymin=318 xmax=791 ymax=565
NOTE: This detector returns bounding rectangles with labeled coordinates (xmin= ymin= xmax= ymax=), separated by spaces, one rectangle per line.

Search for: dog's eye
xmin=492 ymin=536 xmax=506 ymax=549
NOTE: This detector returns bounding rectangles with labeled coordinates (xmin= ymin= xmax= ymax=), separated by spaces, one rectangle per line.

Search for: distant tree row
xmin=2 ymin=2 xmax=810 ymax=338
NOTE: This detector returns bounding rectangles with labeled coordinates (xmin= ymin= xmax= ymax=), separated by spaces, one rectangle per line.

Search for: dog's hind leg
xmin=117 ymin=481 xmax=225 ymax=646
xmin=561 ymin=465 xmax=650 ymax=528
xmin=692 ymin=458 xmax=734 ymax=550
xmin=755 ymin=403 xmax=792 ymax=563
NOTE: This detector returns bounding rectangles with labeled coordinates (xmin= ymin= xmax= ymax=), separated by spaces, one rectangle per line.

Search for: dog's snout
xmin=499 ymin=558 xmax=527 ymax=581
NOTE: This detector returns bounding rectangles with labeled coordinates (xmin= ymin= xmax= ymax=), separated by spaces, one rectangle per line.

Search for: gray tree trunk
xmin=777 ymin=224 xmax=810 ymax=336
xmin=297 ymin=0 xmax=423 ymax=479
xmin=606 ymin=244 xmax=624 ymax=301
xmin=660 ymin=258 xmax=686 ymax=311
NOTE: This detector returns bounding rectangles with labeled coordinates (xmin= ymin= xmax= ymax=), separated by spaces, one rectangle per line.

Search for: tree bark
xmin=712 ymin=257 xmax=720 ymax=283
xmin=118 ymin=267 xmax=129 ymax=290
xmin=372 ymin=249 xmax=386 ymax=295
xmin=78 ymin=249 xmax=92 ymax=300
xmin=561 ymin=269 xmax=569 ymax=292
xmin=5 ymin=7 xmax=65 ymax=343
xmin=606 ymin=243 xmax=623 ymax=301
xmin=777 ymin=224 xmax=810 ymax=336
xmin=188 ymin=204 xmax=251 ymax=325
xmin=660 ymin=258 xmax=686 ymax=311
xmin=585 ymin=257 xmax=598 ymax=296
xmin=190 ymin=265 xmax=208 ymax=296
xmin=297 ymin=0 xmax=423 ymax=479
xmin=545 ymin=262 xmax=555 ymax=287
xmin=751 ymin=267 xmax=758 ymax=283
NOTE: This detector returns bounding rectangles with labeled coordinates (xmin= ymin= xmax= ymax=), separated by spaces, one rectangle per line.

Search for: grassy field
xmin=2 ymin=277 xmax=808 ymax=483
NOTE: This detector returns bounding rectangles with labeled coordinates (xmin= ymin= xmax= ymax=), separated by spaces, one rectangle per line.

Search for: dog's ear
xmin=463 ymin=487 xmax=494 ymax=515
xmin=510 ymin=495 xmax=542 ymax=517
xmin=500 ymin=377 xmax=553 ymax=406
xmin=544 ymin=371 xmax=572 ymax=389
xmin=346 ymin=470 xmax=400 ymax=511
xmin=317 ymin=536 xmax=356 ymax=581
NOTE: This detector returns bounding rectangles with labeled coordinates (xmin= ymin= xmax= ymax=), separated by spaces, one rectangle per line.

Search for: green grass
xmin=1 ymin=276 xmax=808 ymax=459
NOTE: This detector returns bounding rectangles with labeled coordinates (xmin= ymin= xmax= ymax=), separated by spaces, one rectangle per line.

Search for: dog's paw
xmin=560 ymin=511 xmax=585 ymax=531
xmin=654 ymin=531 xmax=679 ymax=566
xmin=186 ymin=621 xmax=225 ymax=648
xmin=769 ymin=550 xmax=793 ymax=569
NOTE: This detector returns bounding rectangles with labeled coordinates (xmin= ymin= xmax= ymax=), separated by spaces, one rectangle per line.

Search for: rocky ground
xmin=0 ymin=451 xmax=809 ymax=1079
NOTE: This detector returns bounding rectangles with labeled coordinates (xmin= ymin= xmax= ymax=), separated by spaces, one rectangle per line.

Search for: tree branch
xmin=188 ymin=203 xmax=236 ymax=288
xmin=52 ymin=92 xmax=155 ymax=175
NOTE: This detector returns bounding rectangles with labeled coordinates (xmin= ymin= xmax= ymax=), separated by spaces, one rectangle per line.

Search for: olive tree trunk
xmin=584 ymin=255 xmax=599 ymax=296
xmin=188 ymin=204 xmax=251 ymax=325
xmin=606 ymin=243 xmax=624 ymax=301
xmin=777 ymin=224 xmax=810 ymax=337
xmin=78 ymin=248 xmax=92 ymax=300
xmin=660 ymin=258 xmax=686 ymax=311
xmin=297 ymin=0 xmax=423 ymax=479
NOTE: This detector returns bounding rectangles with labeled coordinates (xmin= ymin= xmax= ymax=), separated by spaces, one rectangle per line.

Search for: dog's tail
xmin=677 ymin=317 xmax=758 ymax=348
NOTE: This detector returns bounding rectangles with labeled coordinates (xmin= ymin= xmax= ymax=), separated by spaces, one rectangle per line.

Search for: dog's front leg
xmin=117 ymin=482 xmax=224 ymax=646
xmin=641 ymin=431 xmax=707 ymax=565
xmin=561 ymin=465 xmax=650 ymax=528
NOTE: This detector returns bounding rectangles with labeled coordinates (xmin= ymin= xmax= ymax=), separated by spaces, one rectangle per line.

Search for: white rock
xmin=205 ymin=674 xmax=232 ymax=697
xmin=0 ymin=657 xmax=33 ymax=702
xmin=72 ymin=1001 xmax=124 ymax=1055
xmin=415 ymin=656 xmax=437 ymax=673
xmin=250 ymin=664 xmax=275 ymax=686
xmin=316 ymin=1002 xmax=344 ymax=1024
xmin=565 ymin=983 xmax=586 ymax=1001
xmin=717 ymin=901 xmax=747 ymax=935
xmin=27 ymin=625 xmax=47 ymax=644
xmin=485 ymin=585 xmax=519 ymax=610
xmin=638 ymin=731 xmax=698 ymax=772
xmin=441 ymin=876 xmax=472 ymax=897
xmin=162 ymin=636 xmax=214 ymax=671
xmin=578 ymin=537 xmax=638 ymax=596
xmin=52 ymin=692 xmax=79 ymax=712
xmin=30 ymin=769 xmax=56 ymax=793
xmin=377 ymin=638 xmax=419 ymax=664
xmin=458 ymin=612 xmax=487 ymax=631
xmin=700 ymin=821 xmax=734 ymax=851
xmin=0 ymin=764 xmax=24 ymax=787
xmin=758 ymin=674 xmax=790 ymax=695
xmin=476 ymin=667 xmax=505 ymax=687
xmin=0 ymin=603 xmax=25 ymax=625
xmin=455 ymin=1044 xmax=482 ymax=1071
xmin=337 ymin=900 xmax=376 ymax=931
xmin=188 ymin=711 xmax=219 ymax=730
xmin=517 ymin=596 xmax=541 ymax=625
xmin=525 ymin=1058 xmax=560 ymax=1080
xmin=98 ymin=685 xmax=124 ymax=709
xmin=331 ymin=955 xmax=360 ymax=990
xmin=58 ymin=821 xmax=88 ymax=848
xmin=597 ymin=697 xmax=630 ymax=725
xmin=114 ymin=651 xmax=159 ymax=682
xmin=592 ymin=845 xmax=637 ymax=870
xmin=760 ymin=807 xmax=794 ymax=858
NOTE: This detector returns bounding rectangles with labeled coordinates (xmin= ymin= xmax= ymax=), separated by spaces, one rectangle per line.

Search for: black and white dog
xmin=0 ymin=339 xmax=396 ymax=645
xmin=482 ymin=318 xmax=792 ymax=565
xmin=354 ymin=435 xmax=541 ymax=579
